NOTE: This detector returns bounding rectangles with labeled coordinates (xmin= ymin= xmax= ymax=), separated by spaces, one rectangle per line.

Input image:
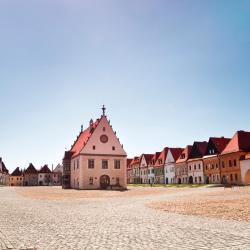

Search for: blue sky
xmin=1 ymin=0 xmax=250 ymax=172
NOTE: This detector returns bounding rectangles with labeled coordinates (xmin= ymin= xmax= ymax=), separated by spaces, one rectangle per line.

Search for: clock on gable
xmin=100 ymin=134 xmax=108 ymax=143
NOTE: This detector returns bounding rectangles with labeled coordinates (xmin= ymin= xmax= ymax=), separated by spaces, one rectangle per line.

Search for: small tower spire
xmin=102 ymin=105 xmax=106 ymax=116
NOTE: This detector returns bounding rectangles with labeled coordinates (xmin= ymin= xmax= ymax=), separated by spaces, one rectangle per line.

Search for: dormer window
xmin=180 ymin=154 xmax=185 ymax=159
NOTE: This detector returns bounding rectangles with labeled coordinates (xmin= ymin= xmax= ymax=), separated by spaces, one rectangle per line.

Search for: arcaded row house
xmin=62 ymin=107 xmax=127 ymax=190
xmin=127 ymin=130 xmax=250 ymax=185
xmin=0 ymin=158 xmax=9 ymax=185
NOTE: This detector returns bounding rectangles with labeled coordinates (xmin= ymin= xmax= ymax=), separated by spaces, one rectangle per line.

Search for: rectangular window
xmin=229 ymin=160 xmax=232 ymax=167
xmin=89 ymin=177 xmax=93 ymax=185
xmin=114 ymin=160 xmax=120 ymax=169
xmin=88 ymin=159 xmax=94 ymax=169
xmin=235 ymin=173 xmax=238 ymax=181
xmin=233 ymin=159 xmax=237 ymax=167
xmin=77 ymin=159 xmax=79 ymax=169
xmin=222 ymin=161 xmax=225 ymax=168
xmin=102 ymin=160 xmax=108 ymax=169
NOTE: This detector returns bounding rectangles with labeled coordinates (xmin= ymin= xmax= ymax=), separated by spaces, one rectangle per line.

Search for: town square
xmin=1 ymin=0 xmax=250 ymax=249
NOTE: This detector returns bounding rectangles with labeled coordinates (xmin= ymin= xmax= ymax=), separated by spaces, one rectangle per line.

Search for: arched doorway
xmin=178 ymin=178 xmax=181 ymax=184
xmin=166 ymin=178 xmax=168 ymax=184
xmin=189 ymin=176 xmax=193 ymax=184
xmin=245 ymin=170 xmax=250 ymax=185
xmin=100 ymin=175 xmax=110 ymax=189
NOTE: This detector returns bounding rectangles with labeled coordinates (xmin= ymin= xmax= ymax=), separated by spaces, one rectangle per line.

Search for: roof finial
xmin=102 ymin=105 xmax=106 ymax=116
xmin=81 ymin=125 xmax=83 ymax=132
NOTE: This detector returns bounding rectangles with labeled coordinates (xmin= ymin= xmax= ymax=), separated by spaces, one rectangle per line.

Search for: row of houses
xmin=1 ymin=162 xmax=63 ymax=186
xmin=127 ymin=130 xmax=250 ymax=186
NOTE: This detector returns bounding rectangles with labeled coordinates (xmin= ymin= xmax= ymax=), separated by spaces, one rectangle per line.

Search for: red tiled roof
xmin=154 ymin=147 xmax=169 ymax=168
xmin=127 ymin=158 xmax=133 ymax=169
xmin=189 ymin=141 xmax=208 ymax=159
xmin=11 ymin=167 xmax=23 ymax=176
xmin=24 ymin=163 xmax=38 ymax=174
xmin=39 ymin=165 xmax=52 ymax=174
xmin=142 ymin=154 xmax=154 ymax=165
xmin=131 ymin=156 xmax=141 ymax=167
xmin=150 ymin=152 xmax=161 ymax=165
xmin=208 ymin=137 xmax=231 ymax=154
xmin=70 ymin=119 xmax=100 ymax=158
xmin=176 ymin=145 xmax=193 ymax=163
xmin=222 ymin=130 xmax=250 ymax=154
xmin=169 ymin=148 xmax=184 ymax=161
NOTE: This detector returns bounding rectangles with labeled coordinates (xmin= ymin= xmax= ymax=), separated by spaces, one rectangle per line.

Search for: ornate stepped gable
xmin=221 ymin=130 xmax=250 ymax=154
xmin=67 ymin=113 xmax=126 ymax=158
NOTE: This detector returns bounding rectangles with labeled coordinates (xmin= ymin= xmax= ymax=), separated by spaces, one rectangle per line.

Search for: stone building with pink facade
xmin=62 ymin=106 xmax=127 ymax=190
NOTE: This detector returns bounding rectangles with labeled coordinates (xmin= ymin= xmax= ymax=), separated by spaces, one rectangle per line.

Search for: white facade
xmin=240 ymin=158 xmax=250 ymax=185
xmin=164 ymin=150 xmax=176 ymax=184
xmin=140 ymin=155 xmax=148 ymax=184
xmin=187 ymin=159 xmax=205 ymax=184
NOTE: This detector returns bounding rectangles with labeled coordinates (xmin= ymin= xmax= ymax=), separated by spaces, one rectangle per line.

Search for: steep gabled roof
xmin=150 ymin=152 xmax=161 ymax=166
xmin=169 ymin=148 xmax=184 ymax=161
xmin=141 ymin=154 xmax=154 ymax=165
xmin=154 ymin=147 xmax=169 ymax=168
xmin=1 ymin=162 xmax=9 ymax=174
xmin=70 ymin=119 xmax=100 ymax=157
xmin=53 ymin=164 xmax=63 ymax=173
xmin=39 ymin=165 xmax=52 ymax=174
xmin=127 ymin=158 xmax=133 ymax=169
xmin=11 ymin=167 xmax=22 ymax=176
xmin=189 ymin=141 xmax=208 ymax=159
xmin=206 ymin=137 xmax=231 ymax=155
xmin=24 ymin=163 xmax=38 ymax=174
xmin=222 ymin=130 xmax=250 ymax=154
xmin=131 ymin=156 xmax=141 ymax=167
xmin=176 ymin=145 xmax=193 ymax=163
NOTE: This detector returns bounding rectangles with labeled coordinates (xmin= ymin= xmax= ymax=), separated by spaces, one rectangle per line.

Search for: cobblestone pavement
xmin=0 ymin=187 xmax=250 ymax=250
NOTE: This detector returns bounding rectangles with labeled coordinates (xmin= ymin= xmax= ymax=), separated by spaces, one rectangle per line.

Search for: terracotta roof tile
xmin=142 ymin=154 xmax=154 ymax=165
xmin=169 ymin=148 xmax=184 ymax=161
xmin=70 ymin=119 xmax=100 ymax=158
xmin=154 ymin=147 xmax=169 ymax=168
xmin=222 ymin=130 xmax=250 ymax=154
xmin=206 ymin=137 xmax=231 ymax=154
xmin=176 ymin=145 xmax=193 ymax=163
